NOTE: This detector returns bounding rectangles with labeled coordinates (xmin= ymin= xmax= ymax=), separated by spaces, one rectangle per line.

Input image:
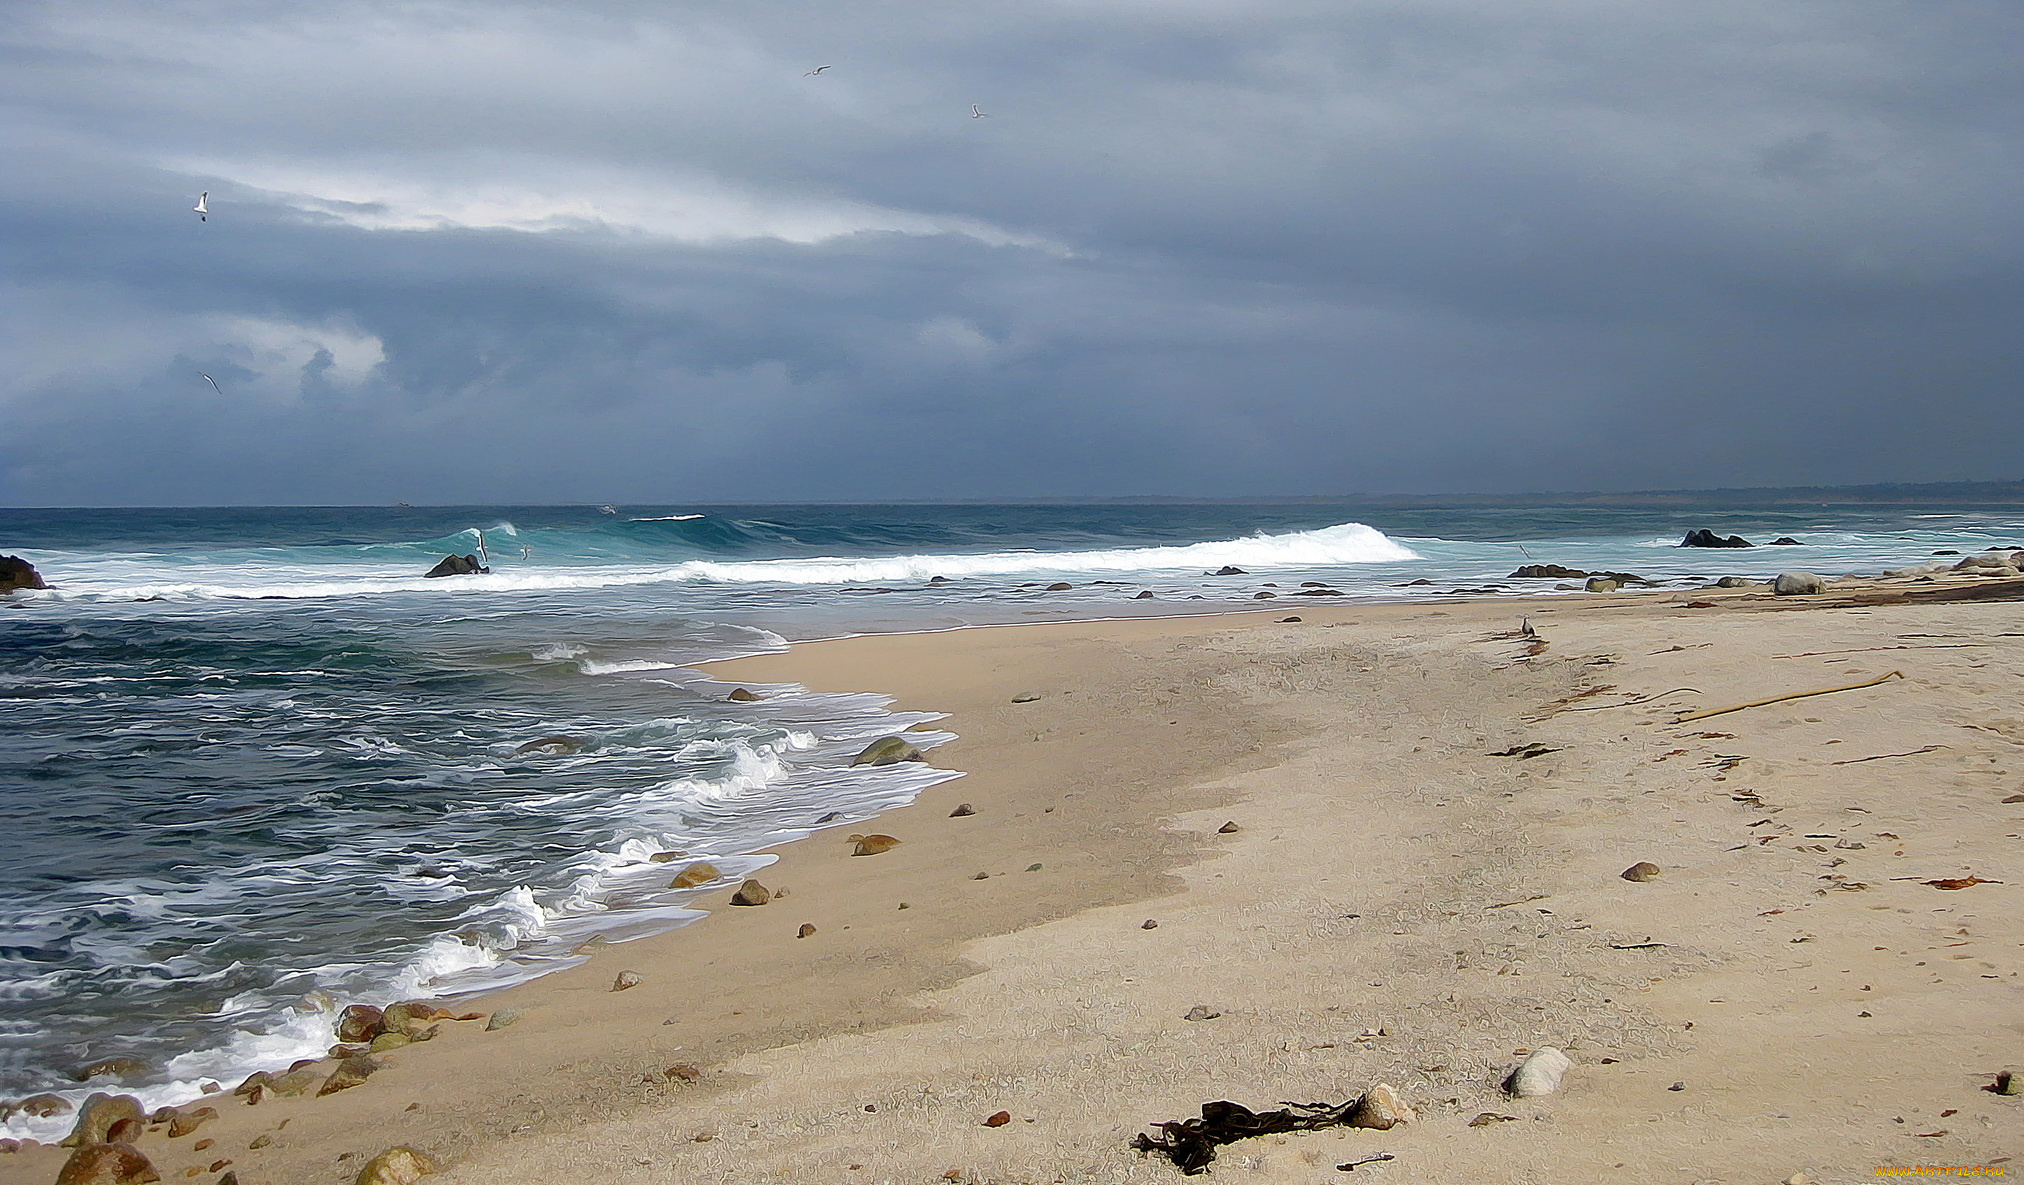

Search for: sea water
xmin=2 ymin=500 xmax=2016 ymax=1136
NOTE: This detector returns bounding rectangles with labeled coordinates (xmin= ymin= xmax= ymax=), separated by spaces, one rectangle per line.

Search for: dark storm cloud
xmin=3 ymin=0 xmax=2022 ymax=504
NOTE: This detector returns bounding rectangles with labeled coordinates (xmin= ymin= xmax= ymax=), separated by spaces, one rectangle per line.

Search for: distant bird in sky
xmin=199 ymin=372 xmax=222 ymax=394
xmin=805 ymin=65 xmax=831 ymax=76
xmin=194 ymin=191 xmax=208 ymax=221
xmin=970 ymin=104 xmax=989 ymax=119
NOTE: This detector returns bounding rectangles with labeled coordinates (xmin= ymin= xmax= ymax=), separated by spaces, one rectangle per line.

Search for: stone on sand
xmin=851 ymin=736 xmax=924 ymax=767
xmin=1714 ymin=576 xmax=1755 ymax=588
xmin=1773 ymin=572 xmax=1825 ymax=596
xmin=672 ymin=862 xmax=723 ymax=888
xmin=336 ymin=1004 xmax=385 ymax=1043
xmin=317 ymin=1057 xmax=379 ymax=1096
xmin=165 ymin=1106 xmax=216 ymax=1138
xmin=1348 ymin=1083 xmax=1415 ymax=1129
xmin=1217 ymin=820 xmax=1241 ymax=833
xmin=850 ymin=834 xmax=901 ymax=856
xmin=63 ymin=1094 xmax=144 ymax=1147
xmin=1621 ymin=861 xmax=1662 ymax=882
xmin=52 ymin=1141 xmax=159 ymax=1185
xmin=611 ymin=970 xmax=643 ymax=992
xmin=798 ymin=923 xmax=817 ymax=938
xmin=729 ymin=879 xmax=772 ymax=906
xmin=352 ymin=1146 xmax=440 ymax=1185
xmin=949 ymin=802 xmax=976 ymax=817
xmin=1506 ymin=1047 xmax=1574 ymax=1096
xmin=1010 ymin=692 xmax=1042 ymax=703
xmin=484 ymin=1008 xmax=521 ymax=1031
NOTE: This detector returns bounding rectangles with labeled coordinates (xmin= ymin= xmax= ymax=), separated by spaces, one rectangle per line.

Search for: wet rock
xmin=166 ymin=1107 xmax=216 ymax=1138
xmin=336 ymin=1004 xmax=385 ymax=1044
xmin=726 ymin=687 xmax=760 ymax=702
xmin=1680 ymin=529 xmax=1753 ymax=548
xmin=672 ymin=861 xmax=723 ymax=888
xmin=1773 ymin=572 xmax=1825 ymax=596
xmin=1218 ymin=820 xmax=1241 ymax=833
xmin=648 ymin=850 xmax=687 ymax=862
xmin=1210 ymin=566 xmax=1247 ymax=576
xmin=850 ymin=834 xmax=901 ymax=856
xmin=949 ymin=803 xmax=976 ymax=817
xmin=484 ymin=1009 xmax=521 ymax=1031
xmin=75 ymin=1058 xmax=149 ymax=1082
xmin=21 ymin=1093 xmax=73 ymax=1118
xmin=797 ymin=923 xmax=817 ymax=938
xmin=317 ymin=1057 xmax=379 ymax=1097
xmin=1714 ymin=576 xmax=1756 ymax=588
xmin=380 ymin=1002 xmax=438 ymax=1035
xmin=1044 ymin=581 xmax=1073 ymax=591
xmin=513 ymin=735 xmax=582 ymax=755
xmin=1132 ymin=590 xmax=1155 ymax=599
xmin=1279 ymin=615 xmax=1302 ymax=622
xmin=368 ymin=1033 xmax=411 ymax=1053
xmin=611 ymin=971 xmax=643 ymax=992
xmin=422 ymin=554 xmax=488 ymax=578
xmin=1768 ymin=537 xmax=1802 ymax=546
xmin=0 ymin=555 xmax=49 ymax=593
xmin=1252 ymin=591 xmax=1276 ymax=599
xmin=1584 ymin=577 xmax=1619 ymax=593
xmin=1621 ymin=861 xmax=1662 ymax=882
xmin=53 ymin=1141 xmax=159 ymax=1185
xmin=1010 ymin=692 xmax=1042 ymax=703
xmin=328 ymin=1043 xmax=370 ymax=1059
xmin=1182 ymin=1005 xmax=1222 ymax=1021
xmin=1506 ymin=1047 xmax=1573 ymax=1097
xmin=63 ymin=1094 xmax=144 ymax=1147
xmin=1510 ymin=564 xmax=1588 ymax=579
xmin=231 ymin=1074 xmax=269 ymax=1098
xmin=264 ymin=1068 xmax=321 ymax=1098
xmin=729 ymin=879 xmax=772 ymax=906
xmin=351 ymin=1146 xmax=440 ymax=1185
xmin=1348 ymin=1083 xmax=1414 ymax=1130
xmin=850 ymin=736 xmax=925 ymax=767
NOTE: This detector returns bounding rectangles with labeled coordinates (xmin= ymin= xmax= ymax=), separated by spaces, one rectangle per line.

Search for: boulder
xmin=1510 ymin=564 xmax=1587 ymax=579
xmin=513 ymin=735 xmax=583 ymax=755
xmin=1768 ymin=536 xmax=1802 ymax=545
xmin=73 ymin=1058 xmax=148 ymax=1082
xmin=63 ymin=1094 xmax=144 ymax=1147
xmin=318 ymin=1057 xmax=379 ymax=1096
xmin=729 ymin=879 xmax=772 ymax=906
xmin=352 ymin=1146 xmax=440 ymax=1185
xmin=1584 ymin=578 xmax=1619 ymax=593
xmin=671 ymin=862 xmax=722 ymax=889
xmin=1209 ymin=566 xmax=1246 ymax=576
xmin=165 ymin=1106 xmax=216 ymax=1138
xmin=1772 ymin=572 xmax=1825 ymax=596
xmin=850 ymin=834 xmax=901 ymax=856
xmin=52 ymin=1142 xmax=159 ymax=1185
xmin=1714 ymin=576 xmax=1755 ymax=588
xmin=1132 ymin=590 xmax=1155 ymax=599
xmin=850 ymin=736 xmax=924 ymax=767
xmin=1506 ymin=1047 xmax=1574 ymax=1096
xmin=1347 ymin=1083 xmax=1415 ymax=1130
xmin=263 ymin=1068 xmax=322 ymax=1098
xmin=379 ymin=1002 xmax=438 ymax=1035
xmin=368 ymin=1033 xmax=411 ymax=1053
xmin=0 ymin=555 xmax=47 ymax=593
xmin=1681 ymin=529 xmax=1753 ymax=548
xmin=726 ymin=687 xmax=760 ymax=702
xmin=336 ymin=1004 xmax=386 ymax=1043
xmin=20 ymin=1093 xmax=73 ymax=1117
xmin=422 ymin=554 xmax=488 ymax=578
xmin=1621 ymin=861 xmax=1661 ymax=882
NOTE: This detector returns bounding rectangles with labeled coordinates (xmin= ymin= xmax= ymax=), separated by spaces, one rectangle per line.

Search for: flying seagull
xmin=199 ymin=372 xmax=222 ymax=394
xmin=804 ymin=64 xmax=831 ymax=76
xmin=970 ymin=104 xmax=989 ymax=118
xmin=194 ymin=191 xmax=208 ymax=221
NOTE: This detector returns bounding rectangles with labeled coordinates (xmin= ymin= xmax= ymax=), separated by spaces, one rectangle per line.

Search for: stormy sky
xmin=4 ymin=0 xmax=2022 ymax=505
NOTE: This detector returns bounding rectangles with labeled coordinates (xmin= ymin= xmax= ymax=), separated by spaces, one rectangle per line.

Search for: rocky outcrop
xmin=1509 ymin=563 xmax=1587 ymax=579
xmin=1768 ymin=536 xmax=1802 ymax=545
xmin=0 ymin=555 xmax=47 ymax=593
xmin=1209 ymin=566 xmax=1246 ymax=576
xmin=352 ymin=1146 xmax=440 ymax=1185
xmin=336 ymin=1004 xmax=385 ymax=1044
xmin=850 ymin=736 xmax=924 ymax=767
xmin=1680 ymin=529 xmax=1753 ymax=548
xmin=53 ymin=1141 xmax=160 ymax=1185
xmin=62 ymin=1094 xmax=143 ymax=1147
xmin=422 ymin=554 xmax=489 ymax=578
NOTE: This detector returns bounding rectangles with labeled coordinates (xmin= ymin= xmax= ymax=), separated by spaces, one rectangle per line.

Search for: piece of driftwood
xmin=1675 ymin=670 xmax=1903 ymax=722
xmin=1133 ymin=1099 xmax=1358 ymax=1174
xmin=1829 ymin=744 xmax=1946 ymax=765
xmin=1560 ymin=687 xmax=1701 ymax=713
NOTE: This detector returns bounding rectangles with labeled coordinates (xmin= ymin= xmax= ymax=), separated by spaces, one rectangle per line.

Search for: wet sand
xmin=12 ymin=580 xmax=2023 ymax=1184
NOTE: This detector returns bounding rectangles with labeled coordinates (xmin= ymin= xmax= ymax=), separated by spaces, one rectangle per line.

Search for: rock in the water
xmin=1772 ymin=572 xmax=1825 ymax=596
xmin=336 ymin=1004 xmax=385 ymax=1044
xmin=1182 ymin=1005 xmax=1221 ymax=1021
xmin=165 ymin=1106 xmax=216 ymax=1138
xmin=513 ymin=735 xmax=583 ymax=755
xmin=671 ymin=861 xmax=723 ymax=888
xmin=1714 ymin=576 xmax=1756 ymax=588
xmin=1252 ymin=591 xmax=1276 ymax=599
xmin=1506 ymin=1047 xmax=1574 ymax=1096
xmin=729 ymin=879 xmax=772 ymax=906
xmin=850 ymin=736 xmax=924 ymax=767
xmin=850 ymin=834 xmax=901 ymax=856
xmin=1680 ymin=529 xmax=1753 ymax=548
xmin=63 ymin=1094 xmax=144 ymax=1147
xmin=949 ymin=802 xmax=976 ymax=817
xmin=0 ymin=555 xmax=49 ymax=593
xmin=611 ymin=970 xmax=643 ymax=992
xmin=1210 ymin=566 xmax=1246 ymax=576
xmin=1348 ymin=1083 xmax=1414 ymax=1130
xmin=1217 ymin=820 xmax=1241 ymax=833
xmin=1044 ymin=581 xmax=1073 ymax=591
xmin=74 ymin=1058 xmax=148 ymax=1083
xmin=352 ymin=1146 xmax=440 ymax=1185
xmin=1584 ymin=577 xmax=1619 ymax=593
xmin=317 ymin=1057 xmax=378 ymax=1097
xmin=797 ymin=923 xmax=817 ymax=938
xmin=53 ymin=1141 xmax=159 ymax=1185
xmin=726 ymin=687 xmax=760 ymax=702
xmin=21 ymin=1093 xmax=73 ymax=1117
xmin=484 ymin=1008 xmax=522 ymax=1031
xmin=1621 ymin=861 xmax=1661 ymax=882
xmin=1010 ymin=692 xmax=1042 ymax=703
xmin=1510 ymin=563 xmax=1588 ymax=579
xmin=1132 ymin=590 xmax=1155 ymax=599
xmin=1768 ymin=536 xmax=1802 ymax=546
xmin=422 ymin=554 xmax=489 ymax=578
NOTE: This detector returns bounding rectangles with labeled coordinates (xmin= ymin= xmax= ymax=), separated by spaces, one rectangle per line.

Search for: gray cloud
xmin=3 ymin=0 xmax=2021 ymax=504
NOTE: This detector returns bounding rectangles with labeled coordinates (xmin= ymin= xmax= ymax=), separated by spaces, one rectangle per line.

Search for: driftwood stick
xmin=1676 ymin=670 xmax=1904 ymax=723
xmin=1560 ymin=687 xmax=1701 ymax=713
xmin=1830 ymin=744 xmax=1946 ymax=766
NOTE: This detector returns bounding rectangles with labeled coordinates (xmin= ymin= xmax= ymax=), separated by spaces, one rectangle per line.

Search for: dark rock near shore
xmin=336 ymin=1004 xmax=385 ymax=1044
xmin=1210 ymin=566 xmax=1246 ymax=576
xmin=0 ymin=555 xmax=47 ymax=593
xmin=1510 ymin=563 xmax=1588 ymax=579
xmin=726 ymin=687 xmax=760 ymax=702
xmin=1714 ymin=576 xmax=1756 ymax=588
xmin=1768 ymin=536 xmax=1802 ymax=546
xmin=423 ymin=554 xmax=489 ymax=578
xmin=1681 ymin=529 xmax=1753 ymax=548
xmin=74 ymin=1058 xmax=148 ymax=1082
xmin=62 ymin=1094 xmax=144 ymax=1147
xmin=1773 ymin=571 xmax=1825 ymax=596
xmin=1131 ymin=590 xmax=1155 ymax=599
xmin=851 ymin=736 xmax=924 ymax=767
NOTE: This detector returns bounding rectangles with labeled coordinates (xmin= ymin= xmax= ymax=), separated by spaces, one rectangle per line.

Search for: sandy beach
xmin=13 ymin=579 xmax=2024 ymax=1185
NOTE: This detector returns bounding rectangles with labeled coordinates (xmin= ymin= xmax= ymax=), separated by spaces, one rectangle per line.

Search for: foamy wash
xmin=0 ymin=501 xmax=2015 ymax=1137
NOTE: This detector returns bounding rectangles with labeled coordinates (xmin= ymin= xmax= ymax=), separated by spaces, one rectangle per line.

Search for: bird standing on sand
xmin=199 ymin=373 xmax=222 ymax=394
xmin=805 ymin=65 xmax=831 ymax=76
xmin=194 ymin=192 xmax=208 ymax=221
xmin=970 ymin=104 xmax=989 ymax=118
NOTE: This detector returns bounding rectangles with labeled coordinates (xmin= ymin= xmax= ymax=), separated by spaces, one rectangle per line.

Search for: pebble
xmin=484 ymin=1009 xmax=521 ymax=1031
xmin=798 ymin=923 xmax=817 ymax=938
xmin=971 ymin=872 xmax=990 ymax=880
xmin=1621 ymin=862 xmax=1662 ymax=882
xmin=611 ymin=971 xmax=643 ymax=992
xmin=949 ymin=803 xmax=976 ymax=817
xmin=1668 ymin=1081 xmax=1686 ymax=1091
xmin=1011 ymin=692 xmax=1042 ymax=703
xmin=729 ymin=880 xmax=772 ymax=906
xmin=983 ymin=1111 xmax=1012 ymax=1127
xmin=1217 ymin=821 xmax=1240 ymax=833
xmin=1347 ymin=1083 xmax=1414 ymax=1130
xmin=1141 ymin=919 xmax=1159 ymax=929
xmin=1506 ymin=1046 xmax=1574 ymax=1097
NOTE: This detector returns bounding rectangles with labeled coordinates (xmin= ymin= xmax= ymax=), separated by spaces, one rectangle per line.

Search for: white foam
xmin=630 ymin=514 xmax=706 ymax=521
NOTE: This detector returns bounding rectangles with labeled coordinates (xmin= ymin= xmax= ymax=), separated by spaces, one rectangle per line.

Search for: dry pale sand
xmin=12 ymin=581 xmax=2024 ymax=1185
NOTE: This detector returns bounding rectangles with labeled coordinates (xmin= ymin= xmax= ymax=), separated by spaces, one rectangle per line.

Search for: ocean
xmin=2 ymin=500 xmax=2018 ymax=1136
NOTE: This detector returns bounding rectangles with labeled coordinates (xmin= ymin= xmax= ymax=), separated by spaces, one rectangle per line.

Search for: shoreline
xmin=11 ymin=578 xmax=2024 ymax=1183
